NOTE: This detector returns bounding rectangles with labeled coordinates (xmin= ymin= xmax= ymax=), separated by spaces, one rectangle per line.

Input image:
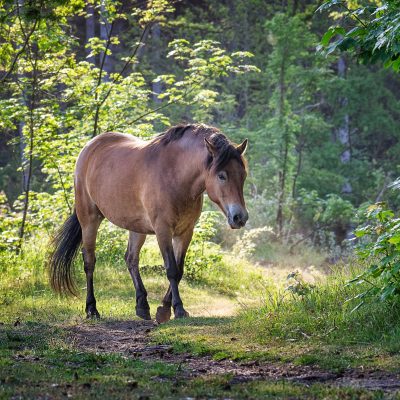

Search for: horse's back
xmin=78 ymin=131 xmax=142 ymax=158
xmin=76 ymin=132 xmax=144 ymax=173
xmin=74 ymin=132 xmax=154 ymax=232
xmin=74 ymin=130 xmax=203 ymax=235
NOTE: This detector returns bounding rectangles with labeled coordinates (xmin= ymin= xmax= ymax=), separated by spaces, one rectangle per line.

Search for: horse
xmin=47 ymin=123 xmax=248 ymax=323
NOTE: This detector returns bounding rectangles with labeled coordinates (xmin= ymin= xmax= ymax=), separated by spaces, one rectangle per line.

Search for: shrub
xmin=185 ymin=211 xmax=223 ymax=282
xmin=351 ymin=202 xmax=400 ymax=308
xmin=233 ymin=226 xmax=275 ymax=259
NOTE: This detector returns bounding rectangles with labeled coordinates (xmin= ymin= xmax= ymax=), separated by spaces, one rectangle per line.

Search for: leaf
xmin=354 ymin=226 xmax=370 ymax=237
xmin=391 ymin=263 xmax=400 ymax=275
xmin=317 ymin=0 xmax=344 ymax=13
xmin=337 ymin=37 xmax=357 ymax=51
xmin=380 ymin=284 xmax=396 ymax=301
xmin=388 ymin=235 xmax=400 ymax=245
xmin=350 ymin=301 xmax=365 ymax=313
xmin=321 ymin=27 xmax=341 ymax=46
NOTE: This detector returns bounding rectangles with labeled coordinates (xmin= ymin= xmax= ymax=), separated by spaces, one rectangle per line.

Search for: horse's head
xmin=204 ymin=134 xmax=248 ymax=229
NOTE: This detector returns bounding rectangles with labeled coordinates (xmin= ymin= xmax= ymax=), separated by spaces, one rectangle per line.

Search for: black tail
xmin=48 ymin=210 xmax=82 ymax=296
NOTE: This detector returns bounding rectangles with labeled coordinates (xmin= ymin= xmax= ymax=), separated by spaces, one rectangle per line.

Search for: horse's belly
xmin=100 ymin=209 xmax=154 ymax=234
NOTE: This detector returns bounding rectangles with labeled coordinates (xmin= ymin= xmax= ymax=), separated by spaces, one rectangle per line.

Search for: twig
xmin=1 ymin=14 xmax=39 ymax=83
xmin=92 ymin=22 xmax=153 ymax=138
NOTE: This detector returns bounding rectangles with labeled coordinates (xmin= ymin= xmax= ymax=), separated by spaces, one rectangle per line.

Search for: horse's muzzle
xmin=227 ymin=204 xmax=248 ymax=229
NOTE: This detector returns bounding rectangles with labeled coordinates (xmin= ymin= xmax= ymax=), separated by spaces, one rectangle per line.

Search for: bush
xmin=351 ymin=202 xmax=400 ymax=308
xmin=185 ymin=211 xmax=223 ymax=282
xmin=94 ymin=211 xmax=224 ymax=283
xmin=232 ymin=226 xmax=275 ymax=259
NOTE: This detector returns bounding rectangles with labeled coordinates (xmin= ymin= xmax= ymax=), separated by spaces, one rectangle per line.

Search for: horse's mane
xmin=151 ymin=123 xmax=245 ymax=171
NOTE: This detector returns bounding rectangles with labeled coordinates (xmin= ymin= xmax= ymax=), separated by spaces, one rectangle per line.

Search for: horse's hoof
xmin=174 ymin=308 xmax=189 ymax=319
xmin=136 ymin=307 xmax=151 ymax=321
xmin=156 ymin=305 xmax=171 ymax=324
xmin=86 ymin=310 xmax=100 ymax=319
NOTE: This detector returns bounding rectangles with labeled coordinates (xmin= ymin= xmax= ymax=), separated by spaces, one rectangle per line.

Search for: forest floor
xmin=70 ymin=319 xmax=400 ymax=391
xmin=2 ymin=240 xmax=400 ymax=399
xmin=2 ymin=308 xmax=400 ymax=399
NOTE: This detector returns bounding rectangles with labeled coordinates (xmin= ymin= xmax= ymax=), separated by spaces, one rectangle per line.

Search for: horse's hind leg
xmin=80 ymin=215 xmax=102 ymax=319
xmin=125 ymin=232 xmax=150 ymax=320
xmin=156 ymin=228 xmax=193 ymax=323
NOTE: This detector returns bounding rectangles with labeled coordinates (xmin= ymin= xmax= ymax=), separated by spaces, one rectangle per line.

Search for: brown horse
xmin=48 ymin=124 xmax=248 ymax=323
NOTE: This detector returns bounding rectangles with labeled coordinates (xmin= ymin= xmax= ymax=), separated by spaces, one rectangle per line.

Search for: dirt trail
xmin=67 ymin=320 xmax=400 ymax=393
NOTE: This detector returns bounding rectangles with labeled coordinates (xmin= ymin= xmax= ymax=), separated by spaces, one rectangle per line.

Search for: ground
xmin=1 ymin=238 xmax=400 ymax=399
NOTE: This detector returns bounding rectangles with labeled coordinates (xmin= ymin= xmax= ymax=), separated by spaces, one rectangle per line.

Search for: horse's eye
xmin=217 ymin=172 xmax=227 ymax=181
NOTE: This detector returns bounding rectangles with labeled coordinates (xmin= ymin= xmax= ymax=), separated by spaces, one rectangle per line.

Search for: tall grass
xmin=0 ymin=233 xmax=264 ymax=323
xmin=238 ymin=264 xmax=400 ymax=353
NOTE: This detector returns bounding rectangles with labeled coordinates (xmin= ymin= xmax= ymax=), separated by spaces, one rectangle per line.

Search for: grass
xmin=0 ymin=234 xmax=263 ymax=323
xmin=153 ymin=266 xmax=400 ymax=373
xmin=1 ymin=234 xmax=400 ymax=398
xmin=0 ymin=322 xmax=387 ymax=399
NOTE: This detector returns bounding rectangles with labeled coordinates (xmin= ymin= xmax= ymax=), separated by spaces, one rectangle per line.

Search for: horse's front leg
xmin=125 ymin=232 xmax=151 ymax=320
xmin=155 ymin=227 xmax=190 ymax=321
xmin=156 ymin=228 xmax=193 ymax=323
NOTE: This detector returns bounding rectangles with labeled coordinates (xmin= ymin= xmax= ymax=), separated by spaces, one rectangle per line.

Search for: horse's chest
xmin=173 ymin=203 xmax=202 ymax=236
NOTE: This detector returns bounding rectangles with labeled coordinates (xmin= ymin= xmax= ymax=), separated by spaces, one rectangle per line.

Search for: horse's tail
xmin=48 ymin=210 xmax=82 ymax=296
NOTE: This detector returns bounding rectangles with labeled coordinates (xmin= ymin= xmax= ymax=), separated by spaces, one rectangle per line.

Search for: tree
xmin=0 ymin=0 xmax=258 ymax=251
xmin=263 ymin=13 xmax=331 ymax=238
xmin=318 ymin=0 xmax=400 ymax=71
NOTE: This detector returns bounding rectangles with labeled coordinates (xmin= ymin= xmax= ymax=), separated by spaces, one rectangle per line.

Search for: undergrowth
xmin=153 ymin=265 xmax=400 ymax=372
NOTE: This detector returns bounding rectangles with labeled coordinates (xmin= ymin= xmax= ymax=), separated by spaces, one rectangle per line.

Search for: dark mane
xmin=153 ymin=124 xmax=196 ymax=145
xmin=151 ymin=123 xmax=245 ymax=171
xmin=204 ymin=132 xmax=245 ymax=171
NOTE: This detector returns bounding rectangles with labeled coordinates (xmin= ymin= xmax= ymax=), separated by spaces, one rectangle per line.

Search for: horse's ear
xmin=204 ymin=137 xmax=217 ymax=157
xmin=236 ymin=139 xmax=248 ymax=155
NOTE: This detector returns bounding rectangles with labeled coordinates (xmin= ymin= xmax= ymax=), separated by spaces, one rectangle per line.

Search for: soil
xmin=67 ymin=320 xmax=400 ymax=392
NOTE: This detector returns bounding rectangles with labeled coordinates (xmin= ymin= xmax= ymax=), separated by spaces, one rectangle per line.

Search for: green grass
xmin=1 ymin=236 xmax=400 ymax=398
xmin=0 ymin=321 xmax=387 ymax=399
xmin=152 ymin=265 xmax=400 ymax=373
xmin=0 ymin=235 xmax=263 ymax=323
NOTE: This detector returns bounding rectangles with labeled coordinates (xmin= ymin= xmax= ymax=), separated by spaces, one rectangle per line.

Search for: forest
xmin=1 ymin=0 xmax=400 ymax=398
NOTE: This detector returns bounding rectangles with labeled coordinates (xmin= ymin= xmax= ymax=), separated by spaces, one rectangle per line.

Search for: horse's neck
xmin=171 ymin=140 xmax=208 ymax=201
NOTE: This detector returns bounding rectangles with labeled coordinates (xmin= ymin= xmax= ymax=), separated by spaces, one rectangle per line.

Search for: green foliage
xmin=233 ymin=226 xmax=275 ymax=259
xmin=185 ymin=211 xmax=222 ymax=282
xmin=0 ymin=0 xmax=258 ymax=250
xmin=1 ymin=0 xmax=400 ymax=259
xmin=243 ymin=13 xmax=334 ymax=238
xmin=318 ymin=0 xmax=400 ymax=71
xmin=351 ymin=202 xmax=400 ymax=306
xmin=285 ymin=271 xmax=315 ymax=297
xmin=0 ymin=192 xmax=19 ymax=251
xmin=295 ymin=189 xmax=355 ymax=239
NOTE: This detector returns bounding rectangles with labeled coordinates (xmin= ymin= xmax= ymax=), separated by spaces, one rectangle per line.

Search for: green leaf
xmin=388 ymin=235 xmax=400 ymax=244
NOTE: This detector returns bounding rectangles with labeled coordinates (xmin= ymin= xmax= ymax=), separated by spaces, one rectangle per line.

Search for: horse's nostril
xmin=233 ymin=214 xmax=241 ymax=224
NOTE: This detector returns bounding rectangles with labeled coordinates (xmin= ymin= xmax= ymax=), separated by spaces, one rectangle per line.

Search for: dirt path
xmin=67 ymin=320 xmax=400 ymax=393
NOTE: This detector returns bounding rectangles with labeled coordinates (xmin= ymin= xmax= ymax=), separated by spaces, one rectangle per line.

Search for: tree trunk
xmin=100 ymin=0 xmax=112 ymax=74
xmin=18 ymin=50 xmax=38 ymax=254
xmin=335 ymin=55 xmax=352 ymax=245
xmin=337 ymin=55 xmax=352 ymax=194
xmin=276 ymin=56 xmax=287 ymax=238
xmin=85 ymin=2 xmax=96 ymax=65
xmin=151 ymin=23 xmax=162 ymax=103
xmin=19 ymin=120 xmax=27 ymax=194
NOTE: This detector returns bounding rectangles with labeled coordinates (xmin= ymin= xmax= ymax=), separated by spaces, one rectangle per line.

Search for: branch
xmin=17 ymin=41 xmax=39 ymax=254
xmin=0 ymin=18 xmax=39 ymax=83
xmin=126 ymin=84 xmax=199 ymax=126
xmin=92 ymin=22 xmax=153 ymax=137
xmin=107 ymin=23 xmax=152 ymax=96
xmin=338 ymin=2 xmax=368 ymax=28
xmin=97 ymin=20 xmax=115 ymax=86
xmin=289 ymin=223 xmax=331 ymax=254
xmin=53 ymin=160 xmax=72 ymax=214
